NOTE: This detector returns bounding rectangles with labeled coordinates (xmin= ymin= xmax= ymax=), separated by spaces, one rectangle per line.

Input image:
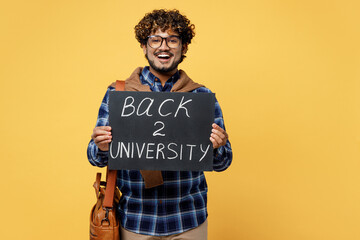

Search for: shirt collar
xmin=141 ymin=66 xmax=180 ymax=87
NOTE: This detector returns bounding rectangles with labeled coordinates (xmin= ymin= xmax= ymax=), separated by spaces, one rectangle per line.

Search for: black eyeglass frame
xmin=146 ymin=35 xmax=181 ymax=49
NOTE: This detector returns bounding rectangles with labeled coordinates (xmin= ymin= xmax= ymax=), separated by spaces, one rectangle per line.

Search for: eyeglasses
xmin=147 ymin=35 xmax=181 ymax=49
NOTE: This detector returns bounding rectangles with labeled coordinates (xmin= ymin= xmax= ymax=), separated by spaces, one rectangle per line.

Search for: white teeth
xmin=158 ymin=54 xmax=170 ymax=57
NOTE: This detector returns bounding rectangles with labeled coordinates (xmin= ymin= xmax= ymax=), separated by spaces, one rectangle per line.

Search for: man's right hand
xmin=91 ymin=126 xmax=112 ymax=151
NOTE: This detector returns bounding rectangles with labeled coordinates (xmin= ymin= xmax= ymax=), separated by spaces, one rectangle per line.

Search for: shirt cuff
xmin=97 ymin=148 xmax=108 ymax=158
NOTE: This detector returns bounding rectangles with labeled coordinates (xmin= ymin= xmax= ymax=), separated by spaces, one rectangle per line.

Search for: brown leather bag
xmin=89 ymin=80 xmax=125 ymax=239
xmin=90 ymin=170 xmax=120 ymax=240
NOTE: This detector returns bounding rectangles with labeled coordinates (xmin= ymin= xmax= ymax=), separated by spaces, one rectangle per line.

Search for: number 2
xmin=153 ymin=121 xmax=165 ymax=137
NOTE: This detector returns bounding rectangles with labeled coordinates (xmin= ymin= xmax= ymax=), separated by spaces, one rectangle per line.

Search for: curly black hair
xmin=135 ymin=9 xmax=195 ymax=47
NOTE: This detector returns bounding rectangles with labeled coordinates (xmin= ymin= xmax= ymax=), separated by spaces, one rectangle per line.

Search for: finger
xmin=97 ymin=126 xmax=112 ymax=130
xmin=211 ymin=128 xmax=226 ymax=141
xmin=211 ymin=126 xmax=228 ymax=144
xmin=210 ymin=132 xmax=223 ymax=146
xmin=212 ymin=123 xmax=227 ymax=135
xmin=93 ymin=129 xmax=112 ymax=138
xmin=212 ymin=123 xmax=228 ymax=139
xmin=91 ymin=126 xmax=112 ymax=139
xmin=92 ymin=131 xmax=111 ymax=140
xmin=94 ymin=126 xmax=112 ymax=133
xmin=94 ymin=134 xmax=112 ymax=142
xmin=210 ymin=136 xmax=219 ymax=149
xmin=212 ymin=123 xmax=223 ymax=131
xmin=211 ymin=129 xmax=228 ymax=147
xmin=98 ymin=139 xmax=112 ymax=144
xmin=94 ymin=135 xmax=112 ymax=144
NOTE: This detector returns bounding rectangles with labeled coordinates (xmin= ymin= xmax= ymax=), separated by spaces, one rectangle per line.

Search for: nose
xmin=158 ymin=38 xmax=170 ymax=50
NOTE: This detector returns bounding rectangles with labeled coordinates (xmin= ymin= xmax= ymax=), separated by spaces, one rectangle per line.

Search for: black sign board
xmin=108 ymin=91 xmax=215 ymax=171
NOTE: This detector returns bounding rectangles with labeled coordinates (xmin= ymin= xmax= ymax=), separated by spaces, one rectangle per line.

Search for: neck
xmin=148 ymin=66 xmax=178 ymax=86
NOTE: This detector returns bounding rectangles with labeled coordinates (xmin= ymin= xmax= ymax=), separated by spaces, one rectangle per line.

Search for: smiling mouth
xmin=156 ymin=52 xmax=173 ymax=61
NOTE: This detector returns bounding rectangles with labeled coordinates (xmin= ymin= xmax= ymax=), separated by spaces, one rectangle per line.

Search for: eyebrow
xmin=149 ymin=35 xmax=180 ymax=37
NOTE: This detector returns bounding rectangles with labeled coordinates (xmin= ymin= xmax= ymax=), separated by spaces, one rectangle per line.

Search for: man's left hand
xmin=210 ymin=123 xmax=229 ymax=149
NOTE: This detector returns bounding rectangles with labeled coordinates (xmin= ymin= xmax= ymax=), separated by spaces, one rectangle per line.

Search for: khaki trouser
xmin=120 ymin=219 xmax=208 ymax=240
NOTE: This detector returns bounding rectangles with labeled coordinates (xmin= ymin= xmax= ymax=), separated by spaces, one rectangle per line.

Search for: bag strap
xmin=102 ymin=80 xmax=125 ymax=208
xmin=103 ymin=168 xmax=118 ymax=208
xmin=115 ymin=80 xmax=125 ymax=91
xmin=93 ymin=172 xmax=102 ymax=199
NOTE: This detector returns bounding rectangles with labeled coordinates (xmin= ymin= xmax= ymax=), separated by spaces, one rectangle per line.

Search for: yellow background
xmin=1 ymin=0 xmax=359 ymax=239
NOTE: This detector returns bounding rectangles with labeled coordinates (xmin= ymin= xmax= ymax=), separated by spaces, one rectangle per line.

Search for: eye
xmin=168 ymin=37 xmax=179 ymax=43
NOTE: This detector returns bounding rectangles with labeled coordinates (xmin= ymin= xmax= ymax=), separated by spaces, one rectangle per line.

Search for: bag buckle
xmin=101 ymin=207 xmax=112 ymax=226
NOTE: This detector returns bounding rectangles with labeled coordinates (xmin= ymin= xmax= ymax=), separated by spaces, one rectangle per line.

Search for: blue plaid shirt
xmin=87 ymin=67 xmax=232 ymax=236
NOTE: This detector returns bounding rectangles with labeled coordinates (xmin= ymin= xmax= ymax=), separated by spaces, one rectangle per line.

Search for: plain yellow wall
xmin=1 ymin=0 xmax=359 ymax=239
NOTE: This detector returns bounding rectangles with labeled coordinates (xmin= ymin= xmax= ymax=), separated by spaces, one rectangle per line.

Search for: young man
xmin=87 ymin=9 xmax=232 ymax=240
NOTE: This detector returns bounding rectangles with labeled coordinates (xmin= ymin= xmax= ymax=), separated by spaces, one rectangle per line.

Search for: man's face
xmin=142 ymin=28 xmax=187 ymax=74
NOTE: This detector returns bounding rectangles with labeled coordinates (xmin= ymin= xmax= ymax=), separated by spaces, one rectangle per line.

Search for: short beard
xmin=145 ymin=53 xmax=185 ymax=73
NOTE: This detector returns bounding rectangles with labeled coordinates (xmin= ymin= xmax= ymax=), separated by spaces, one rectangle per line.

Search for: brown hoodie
xmin=111 ymin=67 xmax=204 ymax=92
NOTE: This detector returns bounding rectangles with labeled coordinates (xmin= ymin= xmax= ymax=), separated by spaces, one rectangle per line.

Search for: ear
xmin=142 ymin=44 xmax=147 ymax=55
xmin=182 ymin=44 xmax=188 ymax=54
